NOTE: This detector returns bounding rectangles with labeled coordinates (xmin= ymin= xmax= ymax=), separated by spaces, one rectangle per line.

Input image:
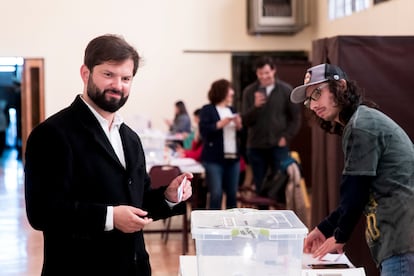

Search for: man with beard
xmin=24 ymin=34 xmax=193 ymax=276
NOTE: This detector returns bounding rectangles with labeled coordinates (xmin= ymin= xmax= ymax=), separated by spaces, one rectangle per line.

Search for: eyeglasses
xmin=304 ymin=83 xmax=329 ymax=108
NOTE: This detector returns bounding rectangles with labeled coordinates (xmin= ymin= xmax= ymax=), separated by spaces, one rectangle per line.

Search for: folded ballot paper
xmin=302 ymin=253 xmax=366 ymax=276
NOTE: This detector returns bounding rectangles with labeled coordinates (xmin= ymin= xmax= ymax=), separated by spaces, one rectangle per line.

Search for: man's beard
xmin=87 ymin=77 xmax=128 ymax=113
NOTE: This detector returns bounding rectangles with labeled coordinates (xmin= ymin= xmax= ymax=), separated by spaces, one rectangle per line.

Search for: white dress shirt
xmin=80 ymin=96 xmax=177 ymax=231
xmin=81 ymin=96 xmax=125 ymax=231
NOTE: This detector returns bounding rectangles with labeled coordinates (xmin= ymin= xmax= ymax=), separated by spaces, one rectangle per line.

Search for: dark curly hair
xmin=208 ymin=79 xmax=233 ymax=105
xmin=306 ymin=79 xmax=378 ymax=135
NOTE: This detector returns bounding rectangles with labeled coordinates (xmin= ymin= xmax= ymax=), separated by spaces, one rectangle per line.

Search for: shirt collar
xmin=266 ymin=84 xmax=275 ymax=94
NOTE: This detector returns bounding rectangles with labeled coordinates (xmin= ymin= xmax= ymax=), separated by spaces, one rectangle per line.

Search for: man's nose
xmin=111 ymin=78 xmax=123 ymax=90
xmin=309 ymin=99 xmax=318 ymax=110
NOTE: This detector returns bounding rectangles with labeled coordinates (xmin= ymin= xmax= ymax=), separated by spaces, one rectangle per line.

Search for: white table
xmin=169 ymin=157 xmax=205 ymax=174
xmin=179 ymin=254 xmax=366 ymax=276
xmin=146 ymin=157 xmax=205 ymax=175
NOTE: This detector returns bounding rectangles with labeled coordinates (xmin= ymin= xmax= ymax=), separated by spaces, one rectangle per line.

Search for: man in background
xmin=241 ymin=56 xmax=301 ymax=193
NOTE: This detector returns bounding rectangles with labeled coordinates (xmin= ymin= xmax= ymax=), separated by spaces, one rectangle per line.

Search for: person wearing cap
xmin=241 ymin=56 xmax=301 ymax=195
xmin=291 ymin=63 xmax=414 ymax=275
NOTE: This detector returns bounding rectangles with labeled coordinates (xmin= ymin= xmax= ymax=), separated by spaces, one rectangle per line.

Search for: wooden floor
xmin=0 ymin=148 xmax=195 ymax=276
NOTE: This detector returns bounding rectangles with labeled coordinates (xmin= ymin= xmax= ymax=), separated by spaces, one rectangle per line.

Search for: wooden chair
xmin=237 ymin=183 xmax=286 ymax=210
xmin=285 ymin=158 xmax=311 ymax=227
xmin=237 ymin=151 xmax=310 ymax=226
xmin=146 ymin=165 xmax=189 ymax=254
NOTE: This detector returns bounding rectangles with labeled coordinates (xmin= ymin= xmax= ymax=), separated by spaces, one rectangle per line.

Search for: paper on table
xmin=301 ymin=267 xmax=366 ymax=276
xmin=321 ymin=253 xmax=345 ymax=262
xmin=301 ymin=253 xmax=366 ymax=276
xmin=302 ymin=253 xmax=354 ymax=268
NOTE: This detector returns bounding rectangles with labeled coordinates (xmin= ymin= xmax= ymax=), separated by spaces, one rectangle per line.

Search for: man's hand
xmin=304 ymin=227 xmax=326 ymax=254
xmin=304 ymin=227 xmax=344 ymax=260
xmin=164 ymin=173 xmax=193 ymax=203
xmin=312 ymin=237 xmax=345 ymax=260
xmin=113 ymin=205 xmax=153 ymax=233
xmin=254 ymin=91 xmax=266 ymax=107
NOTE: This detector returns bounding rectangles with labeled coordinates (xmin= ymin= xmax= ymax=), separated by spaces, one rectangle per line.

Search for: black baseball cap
xmin=290 ymin=64 xmax=348 ymax=103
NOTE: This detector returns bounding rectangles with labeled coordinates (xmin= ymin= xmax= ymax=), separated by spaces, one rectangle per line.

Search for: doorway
xmin=0 ymin=57 xmax=45 ymax=161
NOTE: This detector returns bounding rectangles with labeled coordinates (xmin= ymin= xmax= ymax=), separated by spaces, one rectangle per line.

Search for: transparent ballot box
xmin=191 ymin=209 xmax=308 ymax=276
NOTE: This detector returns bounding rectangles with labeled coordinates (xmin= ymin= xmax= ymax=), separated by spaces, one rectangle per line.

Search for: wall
xmin=1 ymin=0 xmax=314 ymax=130
xmin=1 ymin=0 xmax=412 ymax=130
xmin=313 ymin=0 xmax=414 ymax=43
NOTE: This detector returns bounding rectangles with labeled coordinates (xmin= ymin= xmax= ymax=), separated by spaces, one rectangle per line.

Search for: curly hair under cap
xmin=307 ymin=79 xmax=377 ymax=135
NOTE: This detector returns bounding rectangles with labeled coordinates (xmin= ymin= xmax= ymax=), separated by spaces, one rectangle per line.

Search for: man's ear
xmin=80 ymin=65 xmax=90 ymax=83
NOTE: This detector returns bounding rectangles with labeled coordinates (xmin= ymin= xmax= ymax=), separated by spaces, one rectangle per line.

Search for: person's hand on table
xmin=312 ymin=237 xmax=345 ymax=260
xmin=304 ymin=227 xmax=326 ymax=255
xmin=304 ymin=227 xmax=344 ymax=260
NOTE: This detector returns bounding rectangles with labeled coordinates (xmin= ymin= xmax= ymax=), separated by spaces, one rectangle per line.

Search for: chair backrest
xmin=285 ymin=158 xmax=311 ymax=228
xmin=149 ymin=165 xmax=181 ymax=189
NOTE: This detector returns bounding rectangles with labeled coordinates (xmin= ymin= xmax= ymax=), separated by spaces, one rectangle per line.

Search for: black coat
xmin=199 ymin=103 xmax=240 ymax=163
xmin=24 ymin=95 xmax=185 ymax=276
xmin=241 ymin=79 xmax=302 ymax=148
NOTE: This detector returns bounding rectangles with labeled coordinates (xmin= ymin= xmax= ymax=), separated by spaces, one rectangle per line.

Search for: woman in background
xmin=176 ymin=108 xmax=203 ymax=161
xmin=165 ymin=100 xmax=191 ymax=136
xmin=199 ymin=79 xmax=242 ymax=209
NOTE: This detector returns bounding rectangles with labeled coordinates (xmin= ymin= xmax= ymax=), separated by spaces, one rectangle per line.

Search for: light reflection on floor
xmin=0 ymin=148 xmax=43 ymax=276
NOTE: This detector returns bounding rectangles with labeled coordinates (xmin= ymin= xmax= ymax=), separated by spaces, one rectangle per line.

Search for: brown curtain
xmin=309 ymin=35 xmax=414 ymax=276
